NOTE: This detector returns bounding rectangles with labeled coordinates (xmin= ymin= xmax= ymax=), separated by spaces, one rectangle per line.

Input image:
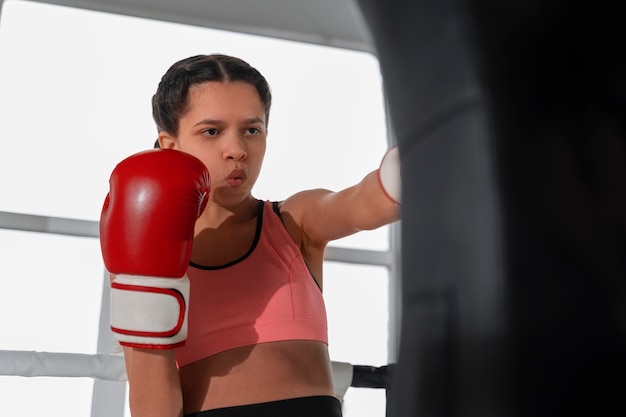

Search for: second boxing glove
xmin=378 ymin=146 xmax=401 ymax=204
xmin=100 ymin=149 xmax=210 ymax=349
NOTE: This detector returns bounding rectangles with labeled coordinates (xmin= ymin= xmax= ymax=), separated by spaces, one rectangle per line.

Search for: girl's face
xmin=160 ymin=81 xmax=267 ymax=207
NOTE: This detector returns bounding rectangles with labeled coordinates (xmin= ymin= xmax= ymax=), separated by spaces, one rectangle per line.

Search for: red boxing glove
xmin=100 ymin=149 xmax=210 ymax=349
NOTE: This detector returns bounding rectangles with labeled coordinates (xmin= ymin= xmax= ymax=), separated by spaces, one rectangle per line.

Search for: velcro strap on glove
xmin=110 ymin=274 xmax=189 ymax=349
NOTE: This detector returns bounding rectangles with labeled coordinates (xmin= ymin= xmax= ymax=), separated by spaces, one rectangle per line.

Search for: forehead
xmin=187 ymin=81 xmax=263 ymax=112
xmin=179 ymin=81 xmax=268 ymax=130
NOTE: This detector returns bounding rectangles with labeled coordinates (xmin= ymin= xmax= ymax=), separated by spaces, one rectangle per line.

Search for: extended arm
xmin=282 ymin=147 xmax=401 ymax=248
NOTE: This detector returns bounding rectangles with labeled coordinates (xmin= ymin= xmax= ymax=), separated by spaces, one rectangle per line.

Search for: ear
xmin=158 ymin=132 xmax=177 ymax=150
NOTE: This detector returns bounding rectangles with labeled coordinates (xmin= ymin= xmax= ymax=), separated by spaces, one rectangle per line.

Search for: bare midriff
xmin=178 ymin=340 xmax=335 ymax=414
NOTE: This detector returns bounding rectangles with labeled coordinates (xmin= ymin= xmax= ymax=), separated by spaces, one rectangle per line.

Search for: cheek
xmin=173 ymin=146 xmax=214 ymax=174
xmin=251 ymin=150 xmax=266 ymax=178
xmin=251 ymin=145 xmax=266 ymax=170
xmin=258 ymin=144 xmax=267 ymax=160
xmin=179 ymin=142 xmax=213 ymax=163
xmin=252 ymin=139 xmax=267 ymax=157
xmin=199 ymin=155 xmax=218 ymax=175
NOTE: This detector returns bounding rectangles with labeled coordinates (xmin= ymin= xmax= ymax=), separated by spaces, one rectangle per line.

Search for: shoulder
xmin=277 ymin=189 xmax=337 ymax=248
xmin=277 ymin=189 xmax=334 ymax=226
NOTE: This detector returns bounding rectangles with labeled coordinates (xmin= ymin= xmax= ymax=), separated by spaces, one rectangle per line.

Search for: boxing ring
xmin=3 ymin=0 xmax=625 ymax=416
xmin=0 ymin=350 xmax=392 ymax=401
xmin=0 ymin=210 xmax=398 ymax=417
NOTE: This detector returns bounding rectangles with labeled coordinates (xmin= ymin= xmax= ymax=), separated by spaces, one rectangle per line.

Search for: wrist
xmin=110 ymin=274 xmax=190 ymax=349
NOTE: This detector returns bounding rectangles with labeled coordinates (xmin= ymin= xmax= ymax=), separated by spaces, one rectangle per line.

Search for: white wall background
xmin=0 ymin=1 xmax=392 ymax=416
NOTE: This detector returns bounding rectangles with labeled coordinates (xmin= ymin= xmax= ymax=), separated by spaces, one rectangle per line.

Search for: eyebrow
xmin=193 ymin=117 xmax=265 ymax=127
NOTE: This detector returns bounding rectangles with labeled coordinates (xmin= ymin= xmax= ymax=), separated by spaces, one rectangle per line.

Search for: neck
xmin=197 ymin=196 xmax=259 ymax=229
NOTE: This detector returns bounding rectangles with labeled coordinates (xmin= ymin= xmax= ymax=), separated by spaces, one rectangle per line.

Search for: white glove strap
xmin=378 ymin=146 xmax=401 ymax=204
xmin=110 ymin=274 xmax=189 ymax=349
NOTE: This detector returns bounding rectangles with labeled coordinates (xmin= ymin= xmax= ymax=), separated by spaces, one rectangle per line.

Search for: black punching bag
xmin=355 ymin=0 xmax=626 ymax=416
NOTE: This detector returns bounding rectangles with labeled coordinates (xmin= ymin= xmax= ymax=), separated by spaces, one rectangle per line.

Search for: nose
xmin=223 ymin=134 xmax=247 ymax=161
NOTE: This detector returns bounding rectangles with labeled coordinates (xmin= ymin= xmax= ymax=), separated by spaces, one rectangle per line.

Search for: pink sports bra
xmin=175 ymin=200 xmax=328 ymax=367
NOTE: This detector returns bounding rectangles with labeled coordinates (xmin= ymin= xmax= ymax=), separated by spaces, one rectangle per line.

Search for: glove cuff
xmin=110 ymin=274 xmax=189 ymax=349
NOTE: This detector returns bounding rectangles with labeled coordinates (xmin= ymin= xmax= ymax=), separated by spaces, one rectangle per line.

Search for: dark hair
xmin=152 ymin=54 xmax=272 ymax=137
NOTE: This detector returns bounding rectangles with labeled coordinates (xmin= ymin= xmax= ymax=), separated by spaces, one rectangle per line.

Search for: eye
xmin=245 ymin=127 xmax=261 ymax=135
xmin=202 ymin=128 xmax=219 ymax=137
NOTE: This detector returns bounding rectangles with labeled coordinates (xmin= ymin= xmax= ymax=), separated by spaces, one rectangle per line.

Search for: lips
xmin=226 ymin=169 xmax=247 ymax=187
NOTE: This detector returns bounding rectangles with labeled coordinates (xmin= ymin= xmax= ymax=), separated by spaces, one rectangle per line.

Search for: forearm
xmin=124 ymin=347 xmax=183 ymax=417
xmin=308 ymin=171 xmax=399 ymax=242
xmin=348 ymin=145 xmax=401 ymax=230
xmin=353 ymin=169 xmax=401 ymax=229
xmin=283 ymin=148 xmax=401 ymax=244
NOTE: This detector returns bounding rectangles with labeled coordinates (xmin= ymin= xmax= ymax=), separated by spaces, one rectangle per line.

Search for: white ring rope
xmin=0 ymin=350 xmax=127 ymax=381
xmin=0 ymin=350 xmax=355 ymax=399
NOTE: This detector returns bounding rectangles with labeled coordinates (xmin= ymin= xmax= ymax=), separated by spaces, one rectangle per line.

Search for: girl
xmin=116 ymin=54 xmax=400 ymax=417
